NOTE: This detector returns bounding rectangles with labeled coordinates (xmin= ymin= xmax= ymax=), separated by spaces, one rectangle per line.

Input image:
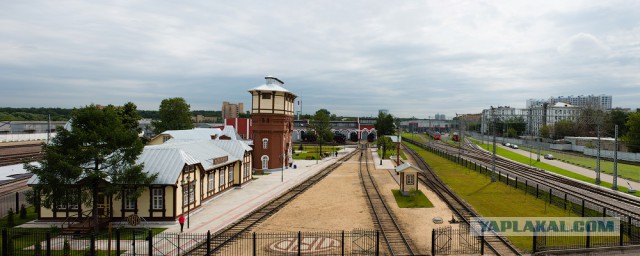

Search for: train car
xmin=452 ymin=132 xmax=459 ymax=142
xmin=433 ymin=132 xmax=441 ymax=140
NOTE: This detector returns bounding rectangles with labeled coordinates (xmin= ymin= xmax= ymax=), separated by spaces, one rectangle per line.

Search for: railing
xmin=0 ymin=228 xmax=379 ymax=256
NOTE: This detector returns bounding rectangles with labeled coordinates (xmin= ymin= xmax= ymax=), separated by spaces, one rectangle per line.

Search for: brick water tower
xmin=249 ymin=76 xmax=297 ymax=172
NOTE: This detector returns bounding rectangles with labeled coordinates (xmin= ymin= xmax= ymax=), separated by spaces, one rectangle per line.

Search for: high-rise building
xmin=221 ymin=101 xmax=244 ymax=119
xmin=248 ymin=76 xmax=297 ymax=172
xmin=527 ymin=95 xmax=612 ymax=109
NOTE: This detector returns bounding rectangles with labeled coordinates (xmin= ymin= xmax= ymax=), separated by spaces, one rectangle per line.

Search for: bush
xmin=19 ymin=204 xmax=27 ymax=219
xmin=63 ymin=239 xmax=71 ymax=256
xmin=7 ymin=208 xmax=15 ymax=227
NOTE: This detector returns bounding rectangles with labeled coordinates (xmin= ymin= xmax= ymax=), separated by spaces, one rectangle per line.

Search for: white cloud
xmin=0 ymin=1 xmax=639 ymax=117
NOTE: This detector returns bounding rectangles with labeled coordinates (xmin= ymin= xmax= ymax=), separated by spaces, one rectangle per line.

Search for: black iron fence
xmin=404 ymin=138 xmax=640 ymax=252
xmin=534 ymin=222 xmax=640 ymax=252
xmin=0 ymin=190 xmax=31 ymax=219
xmin=432 ymin=224 xmax=482 ymax=255
xmin=0 ymin=228 xmax=378 ymax=255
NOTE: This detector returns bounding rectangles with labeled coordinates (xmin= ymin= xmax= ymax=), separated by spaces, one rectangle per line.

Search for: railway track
xmin=0 ymin=143 xmax=43 ymax=167
xmin=359 ymin=148 xmax=416 ymax=255
xmin=405 ymin=137 xmax=640 ymax=235
xmin=185 ymin=149 xmax=359 ymax=255
xmin=403 ymin=144 xmax=521 ymax=256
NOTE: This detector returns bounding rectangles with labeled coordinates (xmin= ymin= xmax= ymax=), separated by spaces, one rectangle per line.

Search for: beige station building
xmin=28 ymin=126 xmax=253 ymax=222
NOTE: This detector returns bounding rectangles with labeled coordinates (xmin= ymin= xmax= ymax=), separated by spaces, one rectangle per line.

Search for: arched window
xmin=261 ymin=155 xmax=269 ymax=169
xmin=263 ymin=138 xmax=269 ymax=149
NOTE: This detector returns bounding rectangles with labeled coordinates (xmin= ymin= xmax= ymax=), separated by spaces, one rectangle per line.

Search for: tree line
xmin=0 ymin=107 xmax=221 ymax=121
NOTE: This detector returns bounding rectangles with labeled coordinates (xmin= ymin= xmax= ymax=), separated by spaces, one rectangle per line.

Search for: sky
xmin=1 ymin=1 xmax=639 ymax=119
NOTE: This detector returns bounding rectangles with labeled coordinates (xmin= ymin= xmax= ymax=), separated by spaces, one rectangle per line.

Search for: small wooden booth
xmin=395 ymin=163 xmax=420 ymax=196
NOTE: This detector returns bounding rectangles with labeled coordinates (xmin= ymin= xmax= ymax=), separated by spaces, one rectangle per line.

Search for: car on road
xmin=510 ymin=144 xmax=518 ymax=149
xmin=544 ymin=154 xmax=554 ymax=160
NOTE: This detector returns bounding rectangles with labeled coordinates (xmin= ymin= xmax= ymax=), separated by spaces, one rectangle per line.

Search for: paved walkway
xmin=370 ymin=148 xmax=400 ymax=184
xmin=164 ymin=148 xmax=357 ymax=234
xmin=495 ymin=144 xmax=640 ymax=193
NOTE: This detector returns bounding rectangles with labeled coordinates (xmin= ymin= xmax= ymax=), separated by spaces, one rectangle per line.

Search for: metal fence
xmin=0 ymin=190 xmax=31 ymax=219
xmin=432 ymin=224 xmax=482 ymax=255
xmin=534 ymin=222 xmax=640 ymax=252
xmin=0 ymin=228 xmax=379 ymax=256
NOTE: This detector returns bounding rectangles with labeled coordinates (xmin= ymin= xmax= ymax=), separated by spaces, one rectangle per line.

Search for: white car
xmin=544 ymin=154 xmax=554 ymax=160
xmin=510 ymin=144 xmax=518 ymax=149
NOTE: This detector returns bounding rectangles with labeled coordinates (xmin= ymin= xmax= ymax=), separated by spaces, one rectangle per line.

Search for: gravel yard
xmin=253 ymin=149 xmax=457 ymax=255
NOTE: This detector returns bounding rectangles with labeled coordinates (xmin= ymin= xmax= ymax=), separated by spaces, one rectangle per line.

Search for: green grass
xmin=0 ymin=206 xmax=38 ymax=228
xmin=468 ymin=139 xmax=640 ymax=196
xmin=392 ymin=189 xmax=434 ymax=208
xmin=405 ymin=142 xmax=582 ymax=253
xmin=517 ymin=145 xmax=640 ymax=182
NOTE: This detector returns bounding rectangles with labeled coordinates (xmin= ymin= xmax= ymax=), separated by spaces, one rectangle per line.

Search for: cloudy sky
xmin=1 ymin=1 xmax=639 ymax=118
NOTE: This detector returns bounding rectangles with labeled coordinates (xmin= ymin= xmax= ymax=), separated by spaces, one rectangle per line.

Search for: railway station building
xmin=28 ymin=127 xmax=253 ymax=222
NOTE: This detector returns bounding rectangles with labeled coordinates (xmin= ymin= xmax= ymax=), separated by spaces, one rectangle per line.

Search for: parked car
xmin=504 ymin=143 xmax=511 ymax=147
xmin=510 ymin=144 xmax=518 ymax=149
xmin=544 ymin=154 xmax=554 ymax=160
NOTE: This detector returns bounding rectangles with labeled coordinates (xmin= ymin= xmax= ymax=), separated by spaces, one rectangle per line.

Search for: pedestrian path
xmin=371 ymin=148 xmax=400 ymax=184
xmin=496 ymin=144 xmax=640 ymax=193
xmin=163 ymin=148 xmax=356 ymax=234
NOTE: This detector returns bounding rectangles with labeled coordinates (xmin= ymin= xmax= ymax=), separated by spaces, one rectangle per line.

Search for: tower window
xmin=263 ymin=138 xmax=268 ymax=149
xmin=262 ymin=94 xmax=271 ymax=99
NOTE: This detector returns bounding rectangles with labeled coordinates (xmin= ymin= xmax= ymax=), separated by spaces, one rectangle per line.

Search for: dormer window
xmin=262 ymin=94 xmax=271 ymax=99
xmin=262 ymin=138 xmax=268 ymax=149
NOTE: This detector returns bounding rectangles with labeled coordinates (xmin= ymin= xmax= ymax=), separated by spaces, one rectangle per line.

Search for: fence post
xmin=341 ymin=230 xmax=345 ymax=256
xmin=536 ymin=184 xmax=539 ymax=198
xmin=525 ymin=180 xmax=528 ymax=194
xmin=376 ymin=230 xmax=380 ymax=256
xmin=431 ymin=229 xmax=436 ymax=256
xmin=46 ymin=231 xmax=51 ymax=256
xmin=564 ymin=193 xmax=567 ymax=210
xmin=90 ymin=233 xmax=96 ymax=256
xmin=506 ymin=173 xmax=509 ymax=186
xmin=206 ymin=230 xmax=211 ymax=256
xmin=148 ymin=229 xmax=153 ymax=256
xmin=549 ymin=188 xmax=552 ymax=204
xmin=116 ymin=229 xmax=121 ymax=255
xmin=298 ymin=231 xmax=301 ymax=255
xmin=15 ymin=192 xmax=19 ymax=213
xmin=532 ymin=229 xmax=537 ymax=253
xmin=480 ymin=228 xmax=485 ymax=255
xmin=586 ymin=223 xmax=591 ymax=248
xmin=515 ymin=176 xmax=518 ymax=189
xmin=2 ymin=228 xmax=7 ymax=256
xmin=581 ymin=199 xmax=585 ymax=217
xmin=620 ymin=222 xmax=624 ymax=246
xmin=628 ymin=216 xmax=633 ymax=241
xmin=603 ymin=207 xmax=607 ymax=217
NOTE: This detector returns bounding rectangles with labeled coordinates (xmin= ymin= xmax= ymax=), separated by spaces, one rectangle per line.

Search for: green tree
xmin=605 ymin=109 xmax=629 ymax=137
xmin=376 ymin=136 xmax=394 ymax=160
xmin=375 ymin=112 xmax=395 ymax=136
xmin=25 ymin=105 xmax=157 ymax=233
xmin=310 ymin=109 xmax=333 ymax=158
xmin=553 ymin=120 xmax=576 ymax=139
xmin=540 ymin=125 xmax=551 ymax=139
xmin=622 ymin=112 xmax=640 ymax=153
xmin=152 ymin=97 xmax=193 ymax=133
xmin=507 ymin=127 xmax=517 ymax=138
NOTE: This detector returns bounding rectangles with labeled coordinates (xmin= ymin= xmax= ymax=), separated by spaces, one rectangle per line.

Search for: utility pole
xmin=491 ymin=107 xmax=497 ymax=182
xmin=596 ymin=124 xmax=601 ymax=184
xmin=613 ymin=125 xmax=618 ymax=190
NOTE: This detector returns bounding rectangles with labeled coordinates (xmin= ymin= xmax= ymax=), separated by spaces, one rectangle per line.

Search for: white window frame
xmin=261 ymin=155 xmax=269 ymax=169
xmin=208 ymin=173 xmax=215 ymax=192
xmin=219 ymin=169 xmax=225 ymax=186
xmin=262 ymin=138 xmax=269 ymax=149
xmin=152 ymin=188 xmax=163 ymax=210
xmin=228 ymin=167 xmax=234 ymax=183
xmin=124 ymin=189 xmax=136 ymax=210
